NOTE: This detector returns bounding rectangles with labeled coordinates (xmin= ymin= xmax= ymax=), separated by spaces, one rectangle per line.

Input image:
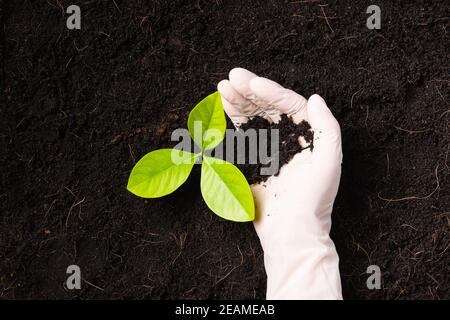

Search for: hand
xmin=218 ymin=68 xmax=343 ymax=300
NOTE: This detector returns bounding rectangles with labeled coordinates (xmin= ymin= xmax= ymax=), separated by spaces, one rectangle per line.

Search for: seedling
xmin=127 ymin=92 xmax=255 ymax=222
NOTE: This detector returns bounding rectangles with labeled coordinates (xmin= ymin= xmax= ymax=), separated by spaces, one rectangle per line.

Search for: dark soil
xmin=1 ymin=0 xmax=449 ymax=299
xmin=231 ymin=115 xmax=313 ymax=185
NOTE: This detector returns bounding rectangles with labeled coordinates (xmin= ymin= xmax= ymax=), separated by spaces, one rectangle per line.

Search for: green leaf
xmin=127 ymin=149 xmax=198 ymax=198
xmin=200 ymin=156 xmax=255 ymax=222
xmin=188 ymin=91 xmax=226 ymax=151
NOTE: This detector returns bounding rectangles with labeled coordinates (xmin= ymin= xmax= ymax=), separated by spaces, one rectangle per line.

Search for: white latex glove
xmin=218 ymin=68 xmax=343 ymax=300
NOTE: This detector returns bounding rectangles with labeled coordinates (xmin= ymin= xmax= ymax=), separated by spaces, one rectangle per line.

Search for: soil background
xmin=1 ymin=0 xmax=449 ymax=299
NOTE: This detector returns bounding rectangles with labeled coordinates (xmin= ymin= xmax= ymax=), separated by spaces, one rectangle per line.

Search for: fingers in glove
xmin=228 ymin=67 xmax=258 ymax=99
xmin=228 ymin=68 xmax=279 ymax=123
xmin=218 ymin=79 xmax=256 ymax=126
xmin=249 ymin=77 xmax=308 ymax=124
xmin=306 ymin=94 xmax=342 ymax=175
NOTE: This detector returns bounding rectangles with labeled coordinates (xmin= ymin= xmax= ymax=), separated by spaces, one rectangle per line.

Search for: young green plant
xmin=127 ymin=92 xmax=255 ymax=222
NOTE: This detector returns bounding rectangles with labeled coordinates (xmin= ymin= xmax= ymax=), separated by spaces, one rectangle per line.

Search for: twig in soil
xmin=364 ymin=105 xmax=370 ymax=127
xmin=437 ymin=243 xmax=449 ymax=256
xmin=194 ymin=249 xmax=211 ymax=261
xmin=439 ymin=109 xmax=450 ymax=118
xmin=434 ymin=211 xmax=450 ymax=218
xmin=137 ymin=239 xmax=165 ymax=247
xmin=73 ymin=40 xmax=88 ymax=52
xmin=64 ymin=186 xmax=85 ymax=227
xmin=112 ymin=0 xmax=122 ymax=13
xmin=378 ymin=164 xmax=441 ymax=202
xmin=55 ymin=0 xmax=64 ymax=15
xmin=426 ymin=273 xmax=440 ymax=288
xmin=393 ymin=125 xmax=430 ymax=134
xmin=98 ymin=31 xmax=111 ymax=39
xmin=1 ymin=279 xmax=19 ymax=297
xmin=55 ymin=31 xmax=63 ymax=45
xmin=444 ymin=144 xmax=449 ymax=170
xmin=428 ymin=287 xmax=437 ymax=299
xmin=363 ymin=105 xmax=376 ymax=142
xmin=170 ymin=232 xmax=188 ymax=265
xmin=168 ymin=106 xmax=185 ymax=112
xmin=385 ymin=153 xmax=390 ymax=178
xmin=112 ymin=252 xmax=123 ymax=263
xmin=319 ymin=5 xmax=335 ymax=34
xmin=65 ymin=197 xmax=85 ymax=227
xmin=16 ymin=115 xmax=29 ymax=129
xmin=269 ymin=33 xmax=298 ymax=49
xmin=82 ymin=279 xmax=105 ymax=291
xmin=70 ymin=132 xmax=84 ymax=142
xmin=215 ymin=245 xmax=244 ymax=286
xmin=196 ymin=0 xmax=204 ymax=12
xmin=128 ymin=143 xmax=136 ymax=164
xmin=350 ymin=88 xmax=363 ymax=108
xmin=44 ymin=199 xmax=58 ymax=218
xmin=65 ymin=56 xmax=74 ymax=69
xmin=46 ymin=0 xmax=64 ymax=16
xmin=352 ymin=239 xmax=371 ymax=265
xmin=138 ymin=16 xmax=149 ymax=28
xmin=393 ymin=285 xmax=406 ymax=300
xmin=428 ymin=79 xmax=450 ymax=83
xmin=400 ymin=224 xmax=418 ymax=231
xmin=434 ymin=85 xmax=446 ymax=103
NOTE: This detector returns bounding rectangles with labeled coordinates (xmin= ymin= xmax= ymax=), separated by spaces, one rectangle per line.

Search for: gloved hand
xmin=218 ymin=68 xmax=343 ymax=300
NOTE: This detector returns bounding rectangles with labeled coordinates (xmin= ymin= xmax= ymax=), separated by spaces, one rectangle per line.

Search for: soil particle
xmin=231 ymin=114 xmax=313 ymax=184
